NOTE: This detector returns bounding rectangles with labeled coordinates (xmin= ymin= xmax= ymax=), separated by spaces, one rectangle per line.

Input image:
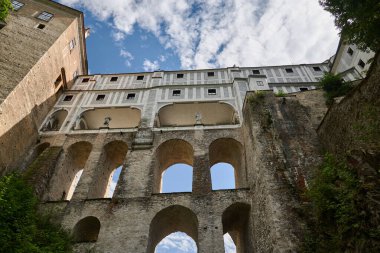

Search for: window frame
xmin=176 ymin=73 xmax=184 ymax=79
xmin=358 ymin=59 xmax=365 ymax=68
xmin=63 ymin=95 xmax=73 ymax=102
xmin=313 ymin=66 xmax=322 ymax=72
xmin=96 ymin=95 xmax=106 ymax=101
xmin=36 ymin=11 xmax=54 ymax=22
xmin=11 ymin=1 xmax=24 ymax=11
xmin=172 ymin=90 xmax=181 ymax=96
xmin=256 ymin=81 xmax=264 ymax=86
xmin=82 ymin=78 xmax=90 ymax=83
xmin=126 ymin=93 xmax=136 ymax=100
xmin=252 ymin=69 xmax=260 ymax=75
xmin=207 ymin=88 xmax=217 ymax=95
xmin=207 ymin=71 xmax=215 ymax=77
xmin=136 ymin=75 xmax=144 ymax=80
xmin=285 ymin=68 xmax=294 ymax=73
xmin=347 ymin=47 xmax=354 ymax=56
xmin=110 ymin=76 xmax=118 ymax=82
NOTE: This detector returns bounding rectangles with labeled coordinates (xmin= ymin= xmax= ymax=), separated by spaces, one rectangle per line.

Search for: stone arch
xmin=88 ymin=140 xmax=128 ymax=198
xmin=72 ymin=216 xmax=101 ymax=243
xmin=77 ymin=107 xmax=141 ymax=129
xmin=153 ymin=139 xmax=194 ymax=193
xmin=147 ymin=205 xmax=198 ymax=253
xmin=23 ymin=142 xmax=51 ymax=169
xmin=43 ymin=109 xmax=68 ymax=131
xmin=209 ymin=138 xmax=245 ymax=188
xmin=48 ymin=141 xmax=92 ymax=200
xmin=157 ymin=102 xmax=238 ymax=127
xmin=222 ymin=202 xmax=252 ymax=253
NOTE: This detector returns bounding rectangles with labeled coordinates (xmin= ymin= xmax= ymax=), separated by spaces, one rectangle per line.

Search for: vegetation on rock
xmin=0 ymin=173 xmax=72 ymax=253
xmin=0 ymin=0 xmax=12 ymax=22
xmin=318 ymin=73 xmax=352 ymax=105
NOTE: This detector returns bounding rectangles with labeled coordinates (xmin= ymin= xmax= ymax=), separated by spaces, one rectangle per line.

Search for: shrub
xmin=0 ymin=0 xmax=12 ymax=22
xmin=319 ymin=73 xmax=352 ymax=105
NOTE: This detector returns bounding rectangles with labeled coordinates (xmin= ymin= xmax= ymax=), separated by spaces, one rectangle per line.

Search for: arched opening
xmin=23 ymin=142 xmax=51 ymax=169
xmin=88 ymin=140 xmax=128 ymax=199
xmin=209 ymin=138 xmax=245 ymax=189
xmin=48 ymin=141 xmax=92 ymax=201
xmin=72 ymin=216 xmax=101 ymax=243
xmin=211 ymin=163 xmax=235 ymax=190
xmin=66 ymin=169 xmax=83 ymax=200
xmin=161 ymin=163 xmax=193 ymax=193
xmin=155 ymin=232 xmax=197 ymax=253
xmin=147 ymin=205 xmax=198 ymax=253
xmin=222 ymin=203 xmax=251 ymax=253
xmin=157 ymin=102 xmax=239 ymax=127
xmin=43 ymin=109 xmax=68 ymax=131
xmin=153 ymin=139 xmax=194 ymax=193
xmin=78 ymin=107 xmax=141 ymax=129
xmin=104 ymin=165 xmax=122 ymax=198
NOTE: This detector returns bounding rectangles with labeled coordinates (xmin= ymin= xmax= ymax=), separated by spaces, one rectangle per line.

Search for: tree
xmin=319 ymin=0 xmax=380 ymax=52
xmin=0 ymin=0 xmax=12 ymax=22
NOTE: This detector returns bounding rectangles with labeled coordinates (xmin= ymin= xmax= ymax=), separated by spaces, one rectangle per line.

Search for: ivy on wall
xmin=0 ymin=0 xmax=12 ymax=22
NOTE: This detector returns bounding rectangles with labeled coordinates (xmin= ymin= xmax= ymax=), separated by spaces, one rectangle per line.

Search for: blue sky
xmin=58 ymin=1 xmax=340 ymax=251
xmin=59 ymin=0 xmax=339 ymax=74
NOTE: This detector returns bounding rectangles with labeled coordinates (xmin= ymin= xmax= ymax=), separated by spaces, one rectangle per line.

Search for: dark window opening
xmin=252 ymin=69 xmax=260 ymax=75
xmin=207 ymin=72 xmax=215 ymax=77
xmin=63 ymin=95 xmax=73 ymax=101
xmin=37 ymin=11 xmax=54 ymax=22
xmin=300 ymin=87 xmax=308 ymax=91
xmin=347 ymin=47 xmax=354 ymax=56
xmin=358 ymin=59 xmax=365 ymax=68
xmin=208 ymin=88 xmax=217 ymax=95
xmin=313 ymin=66 xmax=322 ymax=71
xmin=110 ymin=76 xmax=118 ymax=82
xmin=137 ymin=75 xmax=144 ymax=80
xmin=96 ymin=95 xmax=106 ymax=101
xmin=172 ymin=90 xmax=181 ymax=96
xmin=177 ymin=73 xmax=184 ymax=78
xmin=37 ymin=24 xmax=45 ymax=29
xmin=127 ymin=93 xmax=136 ymax=100
xmin=12 ymin=1 xmax=24 ymax=10
xmin=82 ymin=78 xmax=90 ymax=83
xmin=285 ymin=68 xmax=294 ymax=73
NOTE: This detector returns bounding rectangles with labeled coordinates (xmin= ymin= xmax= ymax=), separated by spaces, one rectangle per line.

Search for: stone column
xmin=192 ymin=152 xmax=212 ymax=195
xmin=197 ymin=210 xmax=225 ymax=253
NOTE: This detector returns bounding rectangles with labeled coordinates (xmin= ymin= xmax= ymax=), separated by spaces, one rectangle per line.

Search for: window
xmin=11 ymin=1 xmax=24 ymax=10
xmin=208 ymin=88 xmax=217 ymax=95
xmin=358 ymin=59 xmax=365 ymax=68
xmin=37 ymin=11 xmax=54 ymax=22
xmin=36 ymin=24 xmax=45 ymax=30
xmin=82 ymin=78 xmax=90 ymax=83
xmin=136 ymin=75 xmax=144 ymax=80
xmin=69 ymin=38 xmax=76 ymax=51
xmin=126 ymin=93 xmax=136 ymax=100
xmin=96 ymin=95 xmax=106 ymax=101
xmin=256 ymin=81 xmax=264 ymax=86
xmin=207 ymin=71 xmax=215 ymax=77
xmin=110 ymin=76 xmax=118 ymax=82
xmin=252 ymin=69 xmax=260 ymax=75
xmin=63 ymin=95 xmax=73 ymax=101
xmin=177 ymin=73 xmax=184 ymax=78
xmin=172 ymin=90 xmax=181 ymax=96
xmin=285 ymin=68 xmax=293 ymax=73
xmin=300 ymin=87 xmax=308 ymax=91
xmin=313 ymin=66 xmax=322 ymax=71
xmin=347 ymin=47 xmax=354 ymax=56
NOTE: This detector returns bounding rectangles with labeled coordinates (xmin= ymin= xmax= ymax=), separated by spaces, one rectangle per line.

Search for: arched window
xmin=224 ymin=233 xmax=237 ymax=253
xmin=210 ymin=162 xmax=235 ymax=190
xmin=48 ymin=141 xmax=92 ymax=201
xmin=72 ymin=216 xmax=101 ymax=243
xmin=222 ymin=203 xmax=251 ymax=253
xmin=209 ymin=138 xmax=245 ymax=189
xmin=161 ymin=163 xmax=193 ymax=193
xmin=155 ymin=232 xmax=197 ymax=253
xmin=88 ymin=140 xmax=128 ymax=199
xmin=147 ymin=205 xmax=198 ymax=253
xmin=153 ymin=139 xmax=194 ymax=194
xmin=43 ymin=109 xmax=68 ymax=131
xmin=104 ymin=165 xmax=122 ymax=198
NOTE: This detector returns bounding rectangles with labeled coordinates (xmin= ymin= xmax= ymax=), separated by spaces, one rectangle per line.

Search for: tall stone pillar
xmin=197 ymin=209 xmax=225 ymax=253
xmin=192 ymin=152 xmax=212 ymax=195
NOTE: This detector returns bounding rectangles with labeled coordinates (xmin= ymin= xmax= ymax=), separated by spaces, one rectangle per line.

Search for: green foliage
xmin=247 ymin=91 xmax=265 ymax=105
xmin=0 ymin=173 xmax=72 ymax=253
xmin=302 ymin=154 xmax=380 ymax=252
xmin=275 ymin=90 xmax=286 ymax=97
xmin=0 ymin=0 xmax=12 ymax=22
xmin=319 ymin=73 xmax=352 ymax=105
xmin=319 ymin=0 xmax=380 ymax=51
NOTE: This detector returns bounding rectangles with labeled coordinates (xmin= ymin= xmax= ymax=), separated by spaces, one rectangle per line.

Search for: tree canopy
xmin=319 ymin=0 xmax=380 ymax=52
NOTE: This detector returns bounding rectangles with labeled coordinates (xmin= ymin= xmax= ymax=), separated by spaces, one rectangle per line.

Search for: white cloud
xmin=159 ymin=55 xmax=167 ymax=62
xmin=60 ymin=0 xmax=339 ymax=70
xmin=224 ymin=233 xmax=237 ymax=253
xmin=120 ymin=49 xmax=134 ymax=67
xmin=156 ymin=232 xmax=197 ymax=253
xmin=143 ymin=59 xmax=160 ymax=71
xmin=112 ymin=31 xmax=126 ymax=42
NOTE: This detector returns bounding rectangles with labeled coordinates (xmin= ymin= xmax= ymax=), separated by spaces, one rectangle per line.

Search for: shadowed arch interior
xmin=48 ymin=141 xmax=92 ymax=200
xmin=209 ymin=138 xmax=245 ymax=188
xmin=153 ymin=139 xmax=194 ymax=193
xmin=44 ymin=109 xmax=68 ymax=131
xmin=147 ymin=205 xmax=198 ymax=253
xmin=88 ymin=140 xmax=128 ymax=198
xmin=72 ymin=216 xmax=101 ymax=243
xmin=222 ymin=203 xmax=251 ymax=253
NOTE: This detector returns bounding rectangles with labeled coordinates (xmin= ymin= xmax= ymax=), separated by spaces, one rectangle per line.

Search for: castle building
xmin=0 ymin=0 xmax=87 ymax=174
